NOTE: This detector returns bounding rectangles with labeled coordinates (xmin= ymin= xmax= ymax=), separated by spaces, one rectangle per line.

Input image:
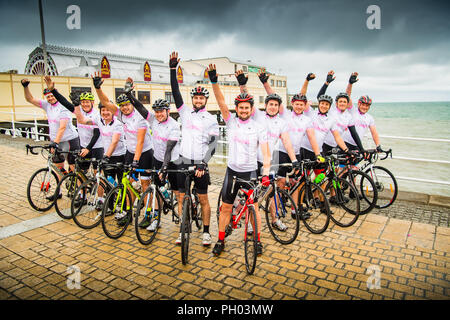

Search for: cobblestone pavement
xmin=0 ymin=135 xmax=449 ymax=300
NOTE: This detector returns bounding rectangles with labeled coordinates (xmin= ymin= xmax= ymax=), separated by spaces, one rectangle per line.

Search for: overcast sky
xmin=1 ymin=0 xmax=449 ymax=102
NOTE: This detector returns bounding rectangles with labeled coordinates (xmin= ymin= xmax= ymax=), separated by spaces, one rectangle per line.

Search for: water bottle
xmin=314 ymin=173 xmax=325 ymax=184
xmin=160 ymin=186 xmax=170 ymax=200
xmin=107 ymin=176 xmax=117 ymax=187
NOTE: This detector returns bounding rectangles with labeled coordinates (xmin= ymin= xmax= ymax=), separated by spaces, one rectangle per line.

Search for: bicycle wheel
xmin=325 ymin=177 xmax=360 ymax=228
xmin=297 ymin=182 xmax=330 ymax=234
xmin=192 ymin=191 xmax=203 ymax=230
xmin=365 ymin=166 xmax=398 ymax=209
xmin=342 ymin=169 xmax=378 ymax=215
xmin=244 ymin=206 xmax=258 ymax=275
xmin=135 ymin=186 xmax=163 ymax=245
xmin=71 ymin=179 xmax=108 ymax=229
xmin=27 ymin=168 xmax=59 ymax=211
xmin=101 ymin=185 xmax=132 ymax=239
xmin=55 ymin=173 xmax=82 ymax=219
xmin=181 ymin=195 xmax=192 ymax=265
xmin=265 ymin=188 xmax=299 ymax=244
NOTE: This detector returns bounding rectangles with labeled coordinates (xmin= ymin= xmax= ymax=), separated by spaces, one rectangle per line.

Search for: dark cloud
xmin=1 ymin=0 xmax=449 ymax=56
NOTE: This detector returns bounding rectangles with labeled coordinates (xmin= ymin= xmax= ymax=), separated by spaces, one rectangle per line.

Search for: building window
xmin=165 ymin=92 xmax=175 ymax=104
xmin=270 ymin=79 xmax=275 ymax=86
xmin=138 ymin=91 xmax=150 ymax=104
xmin=259 ymin=96 xmax=264 ymax=103
xmin=283 ymin=81 xmax=286 ymax=87
xmin=242 ymin=66 xmax=248 ymax=72
xmin=71 ymin=87 xmax=91 ymax=96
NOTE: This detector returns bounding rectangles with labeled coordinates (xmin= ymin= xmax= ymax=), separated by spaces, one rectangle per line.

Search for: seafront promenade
xmin=0 ymin=135 xmax=449 ymax=300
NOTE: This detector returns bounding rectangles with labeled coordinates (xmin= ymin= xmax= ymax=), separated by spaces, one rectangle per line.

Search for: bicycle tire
xmin=365 ymin=166 xmax=398 ymax=209
xmin=342 ymin=169 xmax=378 ymax=215
xmin=298 ymin=182 xmax=331 ymax=234
xmin=181 ymin=195 xmax=192 ymax=265
xmin=244 ymin=206 xmax=258 ymax=275
xmin=135 ymin=186 xmax=163 ymax=245
xmin=325 ymin=177 xmax=360 ymax=227
xmin=27 ymin=167 xmax=59 ymax=211
xmin=101 ymin=185 xmax=132 ymax=239
xmin=265 ymin=188 xmax=300 ymax=245
xmin=55 ymin=173 xmax=82 ymax=219
xmin=71 ymin=179 xmax=109 ymax=229
xmin=192 ymin=191 xmax=203 ymax=230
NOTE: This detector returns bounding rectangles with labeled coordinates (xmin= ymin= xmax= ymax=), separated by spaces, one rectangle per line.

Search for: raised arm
xmin=235 ymin=70 xmax=248 ymax=94
xmin=124 ymin=77 xmax=150 ymax=120
xmin=21 ymin=79 xmax=41 ymax=107
xmin=208 ymin=64 xmax=230 ymax=121
xmin=91 ymin=72 xmax=118 ymax=115
xmin=346 ymin=72 xmax=358 ymax=105
xmin=317 ymin=70 xmax=335 ymax=99
xmin=169 ymin=51 xmax=184 ymax=109
xmin=44 ymin=75 xmax=77 ymax=113
xmin=300 ymin=73 xmax=315 ymax=96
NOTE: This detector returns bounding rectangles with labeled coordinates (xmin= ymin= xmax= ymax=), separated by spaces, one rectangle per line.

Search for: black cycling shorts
xmin=221 ymin=167 xmax=258 ymax=204
xmin=53 ymin=137 xmax=80 ymax=165
xmin=153 ymin=157 xmax=180 ymax=191
xmin=103 ymin=154 xmax=125 ymax=183
xmin=177 ymin=156 xmax=210 ymax=195
xmin=276 ymin=151 xmax=301 ymax=177
xmin=79 ymin=147 xmax=104 ymax=170
xmin=124 ymin=149 xmax=153 ymax=179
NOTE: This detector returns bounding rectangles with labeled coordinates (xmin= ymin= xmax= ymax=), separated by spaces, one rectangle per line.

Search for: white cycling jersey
xmin=91 ymin=113 xmax=126 ymax=157
xmin=301 ymin=110 xmax=338 ymax=152
xmin=323 ymin=106 xmax=354 ymax=147
xmin=145 ymin=113 xmax=181 ymax=163
xmin=77 ymin=108 xmax=103 ymax=149
xmin=252 ymin=108 xmax=288 ymax=162
xmin=178 ymin=104 xmax=219 ymax=161
xmin=278 ymin=110 xmax=313 ymax=154
xmin=225 ymin=113 xmax=268 ymax=173
xmin=342 ymin=103 xmax=375 ymax=146
xmin=114 ymin=109 xmax=152 ymax=153
xmin=39 ymin=100 xmax=78 ymax=142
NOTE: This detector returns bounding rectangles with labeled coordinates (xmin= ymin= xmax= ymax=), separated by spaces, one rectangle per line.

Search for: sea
xmin=213 ymin=101 xmax=450 ymax=197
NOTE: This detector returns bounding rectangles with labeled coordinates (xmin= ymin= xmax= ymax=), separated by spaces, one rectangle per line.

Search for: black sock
xmin=203 ymin=225 xmax=209 ymax=234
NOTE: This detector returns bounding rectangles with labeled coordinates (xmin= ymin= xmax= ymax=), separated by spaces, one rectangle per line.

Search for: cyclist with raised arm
xmin=44 ymin=76 xmax=126 ymax=209
xmin=91 ymin=72 xmax=153 ymax=225
xmin=123 ymin=77 xmax=182 ymax=232
xmin=258 ymin=70 xmax=322 ymax=211
xmin=21 ymin=78 xmax=79 ymax=196
xmin=169 ymin=52 xmax=219 ymax=246
xmin=235 ymin=69 xmax=298 ymax=231
xmin=208 ymin=64 xmax=271 ymax=256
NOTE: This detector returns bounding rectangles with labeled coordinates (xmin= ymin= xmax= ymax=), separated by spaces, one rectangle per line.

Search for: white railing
xmin=0 ymin=110 xmax=50 ymax=141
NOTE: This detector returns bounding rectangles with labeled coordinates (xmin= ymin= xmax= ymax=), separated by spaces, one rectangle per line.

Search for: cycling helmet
xmin=80 ymin=92 xmax=95 ymax=101
xmin=358 ymin=95 xmax=372 ymax=105
xmin=43 ymin=88 xmax=52 ymax=96
xmin=335 ymin=92 xmax=349 ymax=103
xmin=318 ymin=94 xmax=333 ymax=105
xmin=234 ymin=93 xmax=254 ymax=107
xmin=152 ymin=99 xmax=170 ymax=110
xmin=265 ymin=93 xmax=282 ymax=105
xmin=116 ymin=94 xmax=130 ymax=106
xmin=291 ymin=94 xmax=307 ymax=103
xmin=190 ymin=86 xmax=209 ymax=99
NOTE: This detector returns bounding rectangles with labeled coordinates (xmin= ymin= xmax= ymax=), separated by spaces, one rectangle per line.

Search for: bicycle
xmin=263 ymin=163 xmax=300 ymax=245
xmin=320 ymin=153 xmax=361 ymax=228
xmin=101 ymin=164 xmax=144 ymax=239
xmin=54 ymin=153 xmax=95 ymax=219
xmin=337 ymin=150 xmax=379 ymax=215
xmin=284 ymin=159 xmax=332 ymax=234
xmin=134 ymin=169 xmax=181 ymax=246
xmin=170 ymin=166 xmax=202 ymax=265
xmin=70 ymin=160 xmax=116 ymax=229
xmin=26 ymin=144 xmax=67 ymax=211
xmin=216 ymin=175 xmax=267 ymax=274
xmin=358 ymin=148 xmax=397 ymax=209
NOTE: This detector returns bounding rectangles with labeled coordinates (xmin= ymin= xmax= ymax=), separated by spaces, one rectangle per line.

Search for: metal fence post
xmin=33 ymin=111 xmax=40 ymax=141
xmin=11 ymin=110 xmax=16 ymax=138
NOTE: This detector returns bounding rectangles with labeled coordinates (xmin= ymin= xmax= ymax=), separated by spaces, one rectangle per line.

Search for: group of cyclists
xmin=21 ymin=51 xmax=383 ymax=258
